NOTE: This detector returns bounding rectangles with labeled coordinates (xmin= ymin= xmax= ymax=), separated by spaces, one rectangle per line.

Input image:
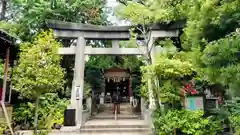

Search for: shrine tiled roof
xmin=0 ymin=29 xmax=19 ymax=61
xmin=104 ymin=67 xmax=129 ymax=73
xmin=0 ymin=29 xmax=17 ymax=45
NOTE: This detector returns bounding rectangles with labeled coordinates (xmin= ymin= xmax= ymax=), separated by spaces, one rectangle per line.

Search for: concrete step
xmin=79 ymin=128 xmax=152 ymax=133
xmin=78 ymin=132 xmax=152 ymax=135
xmin=100 ymin=111 xmax=134 ymax=115
xmin=81 ymin=124 xmax=148 ymax=129
xmin=80 ymin=119 xmax=152 ymax=134
xmin=16 ymin=130 xmax=153 ymax=135
xmin=55 ymin=131 xmax=152 ymax=135
xmin=101 ymin=103 xmax=133 ymax=114
xmin=83 ymin=119 xmax=147 ymax=126
xmin=92 ymin=115 xmax=140 ymax=120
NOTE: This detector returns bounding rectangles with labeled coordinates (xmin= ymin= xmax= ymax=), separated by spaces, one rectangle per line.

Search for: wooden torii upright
xmin=46 ymin=20 xmax=184 ymax=127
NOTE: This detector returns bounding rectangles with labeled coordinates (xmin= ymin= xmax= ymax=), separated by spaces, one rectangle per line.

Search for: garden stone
xmin=54 ymin=124 xmax=62 ymax=130
xmin=3 ymin=129 xmax=11 ymax=134
xmin=21 ymin=123 xmax=30 ymax=130
xmin=14 ymin=125 xmax=21 ymax=131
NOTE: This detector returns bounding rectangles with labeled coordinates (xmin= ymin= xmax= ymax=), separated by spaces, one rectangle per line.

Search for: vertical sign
xmin=75 ymin=86 xmax=80 ymax=100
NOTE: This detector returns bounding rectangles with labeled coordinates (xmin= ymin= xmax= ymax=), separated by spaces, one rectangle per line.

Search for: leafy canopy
xmin=200 ymin=32 xmax=240 ymax=96
xmin=12 ymin=30 xmax=65 ymax=98
xmin=116 ymin=0 xmax=240 ymax=50
xmin=141 ymin=52 xmax=194 ymax=103
xmin=6 ymin=0 xmax=108 ymax=40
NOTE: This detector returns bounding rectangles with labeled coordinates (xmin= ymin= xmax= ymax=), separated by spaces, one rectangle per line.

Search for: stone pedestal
xmin=100 ymin=92 xmax=105 ymax=104
xmin=86 ymin=97 xmax=92 ymax=114
xmin=141 ymin=98 xmax=145 ymax=118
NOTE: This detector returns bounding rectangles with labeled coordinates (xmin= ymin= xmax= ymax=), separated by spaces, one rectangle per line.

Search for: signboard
xmin=205 ymin=98 xmax=218 ymax=110
xmin=0 ymin=104 xmax=12 ymax=124
xmin=186 ymin=96 xmax=204 ymax=111
xmin=75 ymin=86 xmax=80 ymax=100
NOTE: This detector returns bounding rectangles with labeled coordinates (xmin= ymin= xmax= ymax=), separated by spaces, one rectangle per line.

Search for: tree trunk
xmin=0 ymin=0 xmax=7 ymax=20
xmin=153 ymin=77 xmax=161 ymax=109
xmin=174 ymin=128 xmax=177 ymax=135
xmin=33 ymin=96 xmax=40 ymax=135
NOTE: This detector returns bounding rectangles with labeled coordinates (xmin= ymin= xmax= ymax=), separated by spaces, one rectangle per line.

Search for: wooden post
xmin=128 ymin=76 xmax=133 ymax=104
xmin=0 ymin=47 xmax=14 ymax=135
xmin=2 ymin=47 xmax=10 ymax=103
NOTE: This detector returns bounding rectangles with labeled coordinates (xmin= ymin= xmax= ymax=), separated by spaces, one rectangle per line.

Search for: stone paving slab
xmin=77 ymin=132 xmax=152 ymax=135
xmin=16 ymin=131 xmax=152 ymax=135
xmin=84 ymin=119 xmax=146 ymax=126
xmin=92 ymin=114 xmax=140 ymax=119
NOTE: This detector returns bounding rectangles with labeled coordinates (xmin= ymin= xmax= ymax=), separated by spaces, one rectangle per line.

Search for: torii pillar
xmin=70 ymin=37 xmax=86 ymax=126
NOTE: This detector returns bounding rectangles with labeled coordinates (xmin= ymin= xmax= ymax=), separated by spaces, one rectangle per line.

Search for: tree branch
xmin=117 ymin=0 xmax=128 ymax=6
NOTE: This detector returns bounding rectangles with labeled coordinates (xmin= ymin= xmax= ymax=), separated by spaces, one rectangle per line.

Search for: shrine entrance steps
xmin=99 ymin=103 xmax=135 ymax=115
xmin=79 ymin=118 xmax=152 ymax=135
xmin=78 ymin=103 xmax=152 ymax=135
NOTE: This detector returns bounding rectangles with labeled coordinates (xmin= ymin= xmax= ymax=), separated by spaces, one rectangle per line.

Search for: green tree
xmin=12 ymin=30 xmax=65 ymax=134
xmin=8 ymin=0 xmax=109 ymax=40
xmin=141 ymin=52 xmax=194 ymax=104
xmin=116 ymin=0 xmax=240 ymax=106
xmin=2 ymin=0 xmax=117 ymax=99
xmin=200 ymin=32 xmax=240 ymax=97
xmin=116 ymin=0 xmax=240 ymax=133
xmin=116 ymin=2 xmax=160 ymax=109
xmin=116 ymin=0 xmax=240 ymax=50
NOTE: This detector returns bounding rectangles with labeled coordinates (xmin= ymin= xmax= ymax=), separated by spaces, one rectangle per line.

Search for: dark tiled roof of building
xmin=0 ymin=29 xmax=17 ymax=45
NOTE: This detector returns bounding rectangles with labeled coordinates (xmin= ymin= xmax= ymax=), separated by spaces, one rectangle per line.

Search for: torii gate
xmin=46 ymin=20 xmax=184 ymax=126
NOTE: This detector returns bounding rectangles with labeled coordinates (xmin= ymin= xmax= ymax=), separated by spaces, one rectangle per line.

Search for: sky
xmin=106 ymin=0 xmax=130 ymax=26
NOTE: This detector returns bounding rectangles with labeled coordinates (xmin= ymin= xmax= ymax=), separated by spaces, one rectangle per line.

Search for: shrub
xmin=153 ymin=109 xmax=222 ymax=135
